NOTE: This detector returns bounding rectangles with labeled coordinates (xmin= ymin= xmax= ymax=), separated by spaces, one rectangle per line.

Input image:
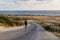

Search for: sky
xmin=0 ymin=0 xmax=60 ymax=10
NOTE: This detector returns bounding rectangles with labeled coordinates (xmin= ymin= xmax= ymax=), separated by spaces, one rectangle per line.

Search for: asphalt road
xmin=12 ymin=23 xmax=59 ymax=40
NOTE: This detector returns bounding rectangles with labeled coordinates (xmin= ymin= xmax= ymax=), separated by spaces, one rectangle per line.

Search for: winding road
xmin=12 ymin=22 xmax=59 ymax=40
xmin=0 ymin=22 xmax=59 ymax=40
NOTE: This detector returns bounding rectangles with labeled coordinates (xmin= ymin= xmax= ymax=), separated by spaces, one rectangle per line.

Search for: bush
xmin=0 ymin=16 xmax=15 ymax=26
xmin=43 ymin=25 xmax=50 ymax=30
xmin=13 ymin=21 xmax=24 ymax=26
xmin=0 ymin=19 xmax=6 ymax=23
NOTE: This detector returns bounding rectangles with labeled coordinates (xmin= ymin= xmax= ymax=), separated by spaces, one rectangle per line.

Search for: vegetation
xmin=0 ymin=15 xmax=60 ymax=37
xmin=0 ymin=15 xmax=24 ymax=27
xmin=37 ymin=21 xmax=60 ymax=37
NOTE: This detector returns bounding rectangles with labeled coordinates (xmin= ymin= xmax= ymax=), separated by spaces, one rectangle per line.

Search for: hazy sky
xmin=0 ymin=0 xmax=60 ymax=10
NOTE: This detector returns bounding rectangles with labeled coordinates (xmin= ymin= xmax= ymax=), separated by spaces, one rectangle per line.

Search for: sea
xmin=0 ymin=10 xmax=60 ymax=16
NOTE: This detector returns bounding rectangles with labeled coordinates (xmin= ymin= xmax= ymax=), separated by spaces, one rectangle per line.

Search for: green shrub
xmin=13 ymin=21 xmax=24 ymax=26
xmin=0 ymin=16 xmax=14 ymax=26
xmin=43 ymin=25 xmax=50 ymax=30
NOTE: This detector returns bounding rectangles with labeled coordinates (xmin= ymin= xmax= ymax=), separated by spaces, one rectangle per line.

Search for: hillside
xmin=0 ymin=15 xmax=24 ymax=27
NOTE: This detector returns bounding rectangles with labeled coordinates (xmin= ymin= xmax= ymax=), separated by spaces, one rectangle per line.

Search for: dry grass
xmin=54 ymin=32 xmax=60 ymax=37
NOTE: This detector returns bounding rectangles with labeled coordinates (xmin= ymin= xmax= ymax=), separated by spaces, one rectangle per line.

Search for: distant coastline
xmin=0 ymin=10 xmax=60 ymax=16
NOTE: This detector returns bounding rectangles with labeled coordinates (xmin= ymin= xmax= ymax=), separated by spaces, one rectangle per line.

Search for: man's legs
xmin=25 ymin=25 xmax=28 ymax=32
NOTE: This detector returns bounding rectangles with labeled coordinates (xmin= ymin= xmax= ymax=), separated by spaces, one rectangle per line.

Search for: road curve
xmin=12 ymin=23 xmax=59 ymax=40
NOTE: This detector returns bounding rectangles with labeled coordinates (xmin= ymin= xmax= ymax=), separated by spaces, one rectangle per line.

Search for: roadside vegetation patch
xmin=0 ymin=15 xmax=24 ymax=27
xmin=36 ymin=21 xmax=60 ymax=37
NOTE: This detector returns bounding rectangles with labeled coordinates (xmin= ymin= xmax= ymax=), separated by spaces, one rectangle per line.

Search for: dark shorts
xmin=25 ymin=23 xmax=27 ymax=25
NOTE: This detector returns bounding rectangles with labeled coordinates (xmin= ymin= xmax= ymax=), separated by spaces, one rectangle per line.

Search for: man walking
xmin=24 ymin=18 xmax=28 ymax=32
